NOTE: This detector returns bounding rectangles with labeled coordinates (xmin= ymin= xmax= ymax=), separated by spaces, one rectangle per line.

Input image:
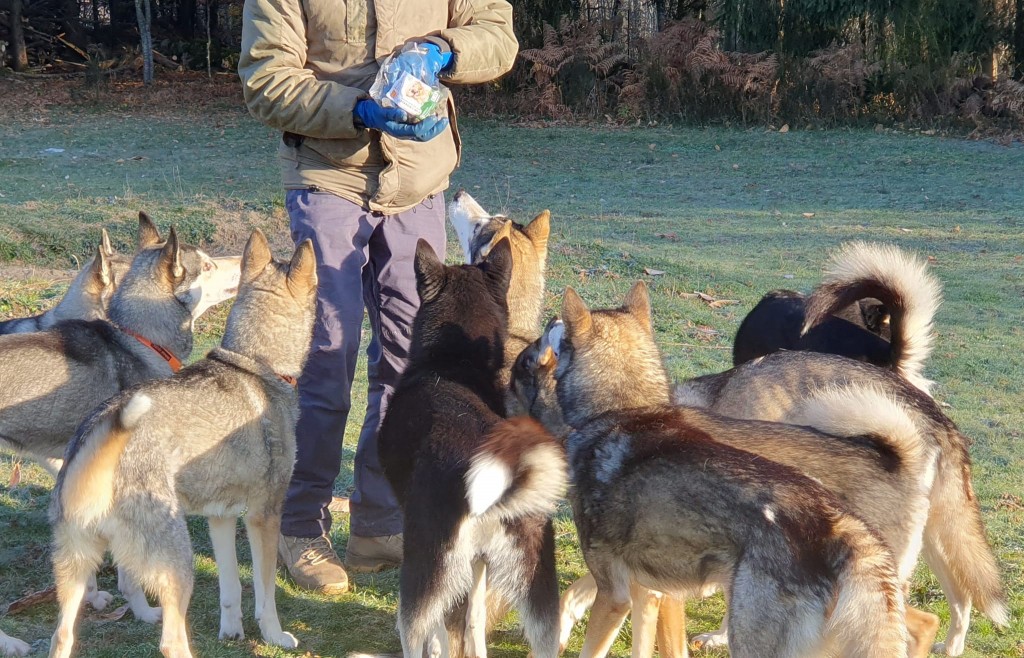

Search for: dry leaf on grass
xmin=802 ymin=212 xmax=815 ymax=218
xmin=996 ymin=493 xmax=1024 ymax=511
xmin=8 ymin=462 xmax=21 ymax=487
xmin=657 ymin=232 xmax=679 ymax=241
xmin=94 ymin=605 xmax=130 ymax=623
xmin=643 ymin=267 xmax=666 ymax=276
xmin=779 ymin=124 xmax=790 ymax=133
xmin=680 ymin=292 xmax=740 ymax=308
xmin=5 ymin=586 xmax=57 ymax=615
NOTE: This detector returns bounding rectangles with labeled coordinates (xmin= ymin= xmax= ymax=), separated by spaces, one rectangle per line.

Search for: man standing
xmin=239 ymin=1 xmax=517 ymax=593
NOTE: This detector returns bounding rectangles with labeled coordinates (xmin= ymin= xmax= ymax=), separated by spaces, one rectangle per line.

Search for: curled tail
xmin=803 ymin=241 xmax=942 ymax=393
xmin=53 ymin=392 xmax=152 ymax=526
xmin=465 ymin=417 xmax=568 ymax=521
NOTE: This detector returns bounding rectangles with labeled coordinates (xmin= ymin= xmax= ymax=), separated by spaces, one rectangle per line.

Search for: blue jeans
xmin=282 ymin=189 xmax=447 ymax=538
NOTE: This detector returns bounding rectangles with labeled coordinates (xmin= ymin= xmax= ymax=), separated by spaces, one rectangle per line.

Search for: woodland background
xmin=1 ymin=0 xmax=1024 ymax=130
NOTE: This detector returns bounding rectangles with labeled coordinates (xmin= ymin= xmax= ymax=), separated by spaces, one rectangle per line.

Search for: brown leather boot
xmin=277 ymin=534 xmax=349 ymax=595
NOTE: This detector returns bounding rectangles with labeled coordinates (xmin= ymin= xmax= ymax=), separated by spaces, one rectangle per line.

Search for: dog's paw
xmin=133 ymin=605 xmax=162 ymax=625
xmin=265 ymin=631 xmax=299 ymax=649
xmin=218 ymin=626 xmax=245 ymax=642
xmin=690 ymin=629 xmax=728 ymax=651
xmin=85 ymin=589 xmax=115 ymax=611
xmin=932 ymin=640 xmax=965 ymax=656
xmin=0 ymin=634 xmax=32 ymax=657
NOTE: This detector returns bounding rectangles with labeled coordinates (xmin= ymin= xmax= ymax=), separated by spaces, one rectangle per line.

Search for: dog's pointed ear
xmin=287 ymin=238 xmax=318 ymax=296
xmin=623 ymin=281 xmax=652 ymax=332
xmin=523 ymin=210 xmax=550 ymax=250
xmin=137 ymin=211 xmax=162 ymax=250
xmin=414 ymin=239 xmax=446 ymax=303
xmin=159 ymin=227 xmax=185 ymax=283
xmin=241 ymin=229 xmax=274 ymax=284
xmin=481 ymin=221 xmax=513 ymax=260
xmin=562 ymin=287 xmax=592 ymax=337
xmin=100 ymin=228 xmax=115 ymax=258
xmin=86 ymin=241 xmax=112 ymax=292
xmin=481 ymin=237 xmax=513 ymax=302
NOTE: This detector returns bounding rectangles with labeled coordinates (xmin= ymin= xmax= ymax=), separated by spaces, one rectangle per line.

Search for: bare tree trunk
xmin=1015 ymin=0 xmax=1024 ymax=79
xmin=9 ymin=0 xmax=28 ymax=71
xmin=205 ymin=0 xmax=211 ymax=78
xmin=134 ymin=0 xmax=153 ymax=83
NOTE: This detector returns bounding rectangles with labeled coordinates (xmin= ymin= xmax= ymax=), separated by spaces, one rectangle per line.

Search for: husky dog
xmin=0 ymin=632 xmax=30 ymax=658
xmin=675 ymin=350 xmax=1007 ymax=656
xmin=0 ymin=229 xmax=131 ymax=335
xmin=732 ymin=242 xmax=941 ymax=394
xmin=46 ymin=230 xmax=317 ymax=658
xmin=0 ymin=212 xmax=241 ymax=477
xmin=447 ymin=190 xmax=550 ymax=394
xmin=544 ymin=282 xmax=911 ymax=658
xmin=376 ymin=239 xmax=567 ymax=658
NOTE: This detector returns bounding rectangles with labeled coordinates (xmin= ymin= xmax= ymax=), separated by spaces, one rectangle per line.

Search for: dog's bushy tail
xmin=826 ymin=514 xmax=910 ymax=658
xmin=53 ymin=392 xmax=151 ymax=526
xmin=803 ymin=241 xmax=941 ymax=393
xmin=465 ymin=417 xmax=568 ymax=521
xmin=924 ymin=429 xmax=1009 ymax=627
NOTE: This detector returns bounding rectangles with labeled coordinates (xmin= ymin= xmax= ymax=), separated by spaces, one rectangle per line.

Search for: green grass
xmin=2 ymin=103 xmax=1024 ymax=657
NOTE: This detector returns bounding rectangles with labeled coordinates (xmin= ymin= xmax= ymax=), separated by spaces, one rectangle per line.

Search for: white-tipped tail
xmin=464 ymin=418 xmax=568 ymax=522
xmin=804 ymin=241 xmax=942 ymax=394
xmin=465 ymin=455 xmax=514 ymax=517
xmin=120 ymin=393 xmax=153 ymax=429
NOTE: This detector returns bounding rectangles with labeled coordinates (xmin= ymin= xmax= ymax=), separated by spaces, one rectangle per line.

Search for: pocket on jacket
xmin=302 ymin=133 xmax=384 ymax=169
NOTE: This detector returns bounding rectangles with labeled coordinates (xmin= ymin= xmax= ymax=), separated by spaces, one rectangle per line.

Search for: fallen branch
xmin=152 ymin=49 xmax=182 ymax=70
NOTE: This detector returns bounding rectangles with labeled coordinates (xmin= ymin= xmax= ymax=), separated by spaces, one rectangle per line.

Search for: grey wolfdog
xmin=676 ymin=244 xmax=1006 ymax=656
xmin=0 ymin=228 xmax=131 ymax=335
xmin=447 ymin=190 xmax=550 ymax=399
xmin=0 ymin=212 xmax=241 ymax=477
xmin=544 ymin=281 xmax=910 ymax=658
xmin=46 ymin=230 xmax=317 ymax=658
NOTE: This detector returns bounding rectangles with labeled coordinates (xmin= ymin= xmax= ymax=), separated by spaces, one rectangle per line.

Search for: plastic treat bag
xmin=370 ymin=43 xmax=449 ymax=121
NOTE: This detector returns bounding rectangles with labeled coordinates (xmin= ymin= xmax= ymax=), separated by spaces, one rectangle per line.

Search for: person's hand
xmin=353 ymin=99 xmax=448 ymax=142
xmin=393 ymin=42 xmax=453 ymax=86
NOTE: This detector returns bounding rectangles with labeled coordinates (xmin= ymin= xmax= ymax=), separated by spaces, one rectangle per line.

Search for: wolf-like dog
xmin=46 ymin=230 xmax=317 ymax=658
xmin=376 ymin=239 xmax=567 ymax=658
xmin=0 ymin=212 xmax=241 ymax=476
xmin=0 ymin=229 xmax=131 ymax=335
xmin=732 ymin=242 xmax=941 ymax=394
xmin=544 ymin=282 xmax=911 ymax=658
xmin=447 ymin=190 xmax=550 ymax=393
xmin=674 ymin=350 xmax=1007 ymax=656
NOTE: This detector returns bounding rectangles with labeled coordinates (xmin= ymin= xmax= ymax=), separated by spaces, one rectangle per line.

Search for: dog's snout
xmin=453 ymin=189 xmax=466 ymax=202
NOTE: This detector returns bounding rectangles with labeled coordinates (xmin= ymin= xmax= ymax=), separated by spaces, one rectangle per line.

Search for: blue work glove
xmin=393 ymin=42 xmax=453 ymax=86
xmin=353 ymin=99 xmax=449 ymax=142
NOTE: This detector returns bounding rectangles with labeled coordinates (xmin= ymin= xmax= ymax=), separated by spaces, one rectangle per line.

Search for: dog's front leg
xmin=208 ymin=515 xmax=244 ymax=641
xmin=629 ymin=584 xmax=662 ymax=658
xmin=577 ymin=571 xmax=631 ymax=658
xmin=245 ymin=513 xmax=299 ymax=649
xmin=464 ymin=559 xmax=488 ymax=658
xmin=655 ymin=595 xmax=688 ymax=658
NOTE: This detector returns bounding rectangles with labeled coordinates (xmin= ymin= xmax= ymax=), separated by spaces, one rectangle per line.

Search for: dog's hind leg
xmin=577 ymin=561 xmax=632 ymax=658
xmin=518 ymin=525 xmax=560 ymax=658
xmin=557 ymin=573 xmax=597 ymax=653
xmin=119 ymin=566 xmax=162 ymax=623
xmin=629 ymin=585 xmax=662 ymax=658
xmin=209 ymin=515 xmax=244 ymax=641
xmin=655 ymin=595 xmax=688 ymax=658
xmin=50 ymin=528 xmax=106 ymax=658
xmin=246 ymin=512 xmax=299 ymax=649
xmin=464 ymin=560 xmax=487 ymax=658
xmin=154 ymin=569 xmax=194 ymax=658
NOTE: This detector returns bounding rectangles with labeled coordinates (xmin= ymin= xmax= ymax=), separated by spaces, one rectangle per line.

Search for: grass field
xmin=1 ymin=83 xmax=1023 ymax=657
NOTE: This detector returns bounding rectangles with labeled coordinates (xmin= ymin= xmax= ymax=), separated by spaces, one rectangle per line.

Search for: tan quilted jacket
xmin=239 ymin=0 xmax=517 ymax=214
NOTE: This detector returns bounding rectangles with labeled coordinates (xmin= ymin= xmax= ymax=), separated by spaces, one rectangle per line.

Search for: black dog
xmin=377 ymin=238 xmax=566 ymax=658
